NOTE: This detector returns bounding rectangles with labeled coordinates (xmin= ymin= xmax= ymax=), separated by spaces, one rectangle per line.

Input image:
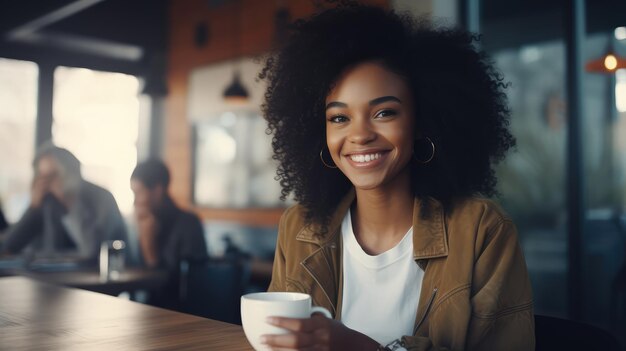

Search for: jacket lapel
xmin=295 ymin=190 xmax=354 ymax=317
xmin=411 ymin=197 xmax=449 ymax=334
xmin=299 ymin=243 xmax=340 ymax=315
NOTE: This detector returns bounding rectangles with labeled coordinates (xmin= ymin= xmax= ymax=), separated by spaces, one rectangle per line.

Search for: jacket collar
xmin=295 ymin=188 xmax=449 ymax=260
xmin=294 ymin=189 xmax=448 ymax=316
xmin=295 ymin=189 xmax=355 ymax=245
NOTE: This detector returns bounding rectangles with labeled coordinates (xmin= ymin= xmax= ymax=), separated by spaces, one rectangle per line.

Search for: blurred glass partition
xmin=580 ymin=33 xmax=626 ymax=333
xmin=583 ymin=34 xmax=623 ymax=210
xmin=0 ymin=58 xmax=38 ymax=222
xmin=489 ymin=41 xmax=569 ymax=318
xmin=52 ymin=67 xmax=140 ymax=215
xmin=617 ymin=68 xmax=626 ymax=207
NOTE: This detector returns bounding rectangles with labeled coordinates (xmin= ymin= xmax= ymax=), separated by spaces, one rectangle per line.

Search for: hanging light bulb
xmin=586 ymin=33 xmax=626 ymax=74
xmin=604 ymin=54 xmax=618 ymax=71
xmin=586 ymin=52 xmax=626 ymax=74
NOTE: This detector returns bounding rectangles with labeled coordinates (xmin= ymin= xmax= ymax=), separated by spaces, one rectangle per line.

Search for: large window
xmin=0 ymin=58 xmax=38 ymax=223
xmin=193 ymin=111 xmax=282 ymax=208
xmin=53 ymin=67 xmax=140 ymax=215
xmin=187 ymin=59 xmax=286 ymax=208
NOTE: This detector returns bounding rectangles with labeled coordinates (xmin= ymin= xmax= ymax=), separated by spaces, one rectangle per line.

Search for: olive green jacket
xmin=268 ymin=190 xmax=535 ymax=350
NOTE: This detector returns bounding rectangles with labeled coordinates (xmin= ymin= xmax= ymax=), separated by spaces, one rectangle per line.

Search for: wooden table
xmin=0 ymin=277 xmax=254 ymax=350
xmin=14 ymin=268 xmax=169 ymax=296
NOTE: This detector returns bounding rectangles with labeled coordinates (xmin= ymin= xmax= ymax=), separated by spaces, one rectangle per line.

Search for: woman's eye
xmin=376 ymin=109 xmax=397 ymax=118
xmin=328 ymin=115 xmax=348 ymax=123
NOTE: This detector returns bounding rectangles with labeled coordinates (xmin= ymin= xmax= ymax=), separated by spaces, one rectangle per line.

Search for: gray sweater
xmin=3 ymin=180 xmax=127 ymax=261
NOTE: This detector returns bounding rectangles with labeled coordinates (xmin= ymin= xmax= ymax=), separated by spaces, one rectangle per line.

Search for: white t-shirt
xmin=340 ymin=210 xmax=423 ymax=345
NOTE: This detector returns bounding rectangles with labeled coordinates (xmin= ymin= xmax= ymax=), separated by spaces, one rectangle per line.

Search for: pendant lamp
xmin=223 ymin=0 xmax=249 ymax=104
xmin=223 ymin=70 xmax=248 ymax=103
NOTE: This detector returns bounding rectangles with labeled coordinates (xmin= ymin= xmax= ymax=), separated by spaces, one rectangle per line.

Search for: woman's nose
xmin=347 ymin=118 xmax=376 ymax=144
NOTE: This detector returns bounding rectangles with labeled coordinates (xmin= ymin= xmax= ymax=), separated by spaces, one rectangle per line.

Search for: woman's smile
xmin=344 ymin=150 xmax=389 ymax=168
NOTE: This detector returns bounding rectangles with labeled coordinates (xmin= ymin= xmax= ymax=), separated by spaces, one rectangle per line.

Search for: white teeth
xmin=350 ymin=153 xmax=381 ymax=163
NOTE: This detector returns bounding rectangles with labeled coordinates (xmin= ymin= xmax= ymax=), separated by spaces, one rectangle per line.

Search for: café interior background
xmin=0 ymin=0 xmax=625 ymax=345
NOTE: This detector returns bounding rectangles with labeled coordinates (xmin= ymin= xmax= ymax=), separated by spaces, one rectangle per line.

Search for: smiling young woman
xmin=260 ymin=3 xmax=533 ymax=351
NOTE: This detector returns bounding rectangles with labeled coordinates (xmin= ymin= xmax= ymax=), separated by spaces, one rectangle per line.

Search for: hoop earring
xmin=320 ymin=148 xmax=338 ymax=169
xmin=413 ymin=137 xmax=435 ymax=164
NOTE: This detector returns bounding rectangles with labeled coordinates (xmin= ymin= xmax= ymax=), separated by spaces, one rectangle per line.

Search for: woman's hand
xmin=261 ymin=313 xmax=380 ymax=351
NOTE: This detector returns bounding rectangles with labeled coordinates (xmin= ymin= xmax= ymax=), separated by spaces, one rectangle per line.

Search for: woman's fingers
xmin=313 ymin=327 xmax=330 ymax=343
xmin=266 ymin=347 xmax=324 ymax=351
xmin=261 ymin=331 xmax=314 ymax=348
xmin=263 ymin=316 xmax=332 ymax=350
xmin=267 ymin=316 xmax=318 ymax=333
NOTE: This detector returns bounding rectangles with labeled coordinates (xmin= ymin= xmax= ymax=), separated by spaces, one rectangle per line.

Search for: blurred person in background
xmin=2 ymin=143 xmax=127 ymax=262
xmin=0 ymin=200 xmax=7 ymax=251
xmin=130 ymin=159 xmax=207 ymax=307
xmin=0 ymin=200 xmax=7 ymax=233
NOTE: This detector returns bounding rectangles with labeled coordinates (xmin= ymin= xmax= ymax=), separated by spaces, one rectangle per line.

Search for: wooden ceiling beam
xmin=6 ymin=0 xmax=105 ymax=39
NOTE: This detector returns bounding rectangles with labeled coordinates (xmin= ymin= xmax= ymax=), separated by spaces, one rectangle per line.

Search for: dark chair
xmin=178 ymin=257 xmax=250 ymax=325
xmin=535 ymin=314 xmax=622 ymax=351
xmin=611 ymin=216 xmax=626 ymax=328
xmin=611 ymin=264 xmax=626 ymax=329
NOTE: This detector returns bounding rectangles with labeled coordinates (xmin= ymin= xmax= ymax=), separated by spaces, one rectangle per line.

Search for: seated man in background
xmin=3 ymin=143 xmax=127 ymax=262
xmin=130 ymin=159 xmax=207 ymax=307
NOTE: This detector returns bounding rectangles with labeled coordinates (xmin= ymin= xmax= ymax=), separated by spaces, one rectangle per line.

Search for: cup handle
xmin=311 ymin=306 xmax=332 ymax=319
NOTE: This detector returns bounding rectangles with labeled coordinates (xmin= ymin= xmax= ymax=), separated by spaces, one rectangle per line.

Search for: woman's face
xmin=325 ymin=61 xmax=415 ymax=191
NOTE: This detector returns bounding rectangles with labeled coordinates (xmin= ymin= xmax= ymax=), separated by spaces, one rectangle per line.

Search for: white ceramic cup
xmin=241 ymin=292 xmax=332 ymax=351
